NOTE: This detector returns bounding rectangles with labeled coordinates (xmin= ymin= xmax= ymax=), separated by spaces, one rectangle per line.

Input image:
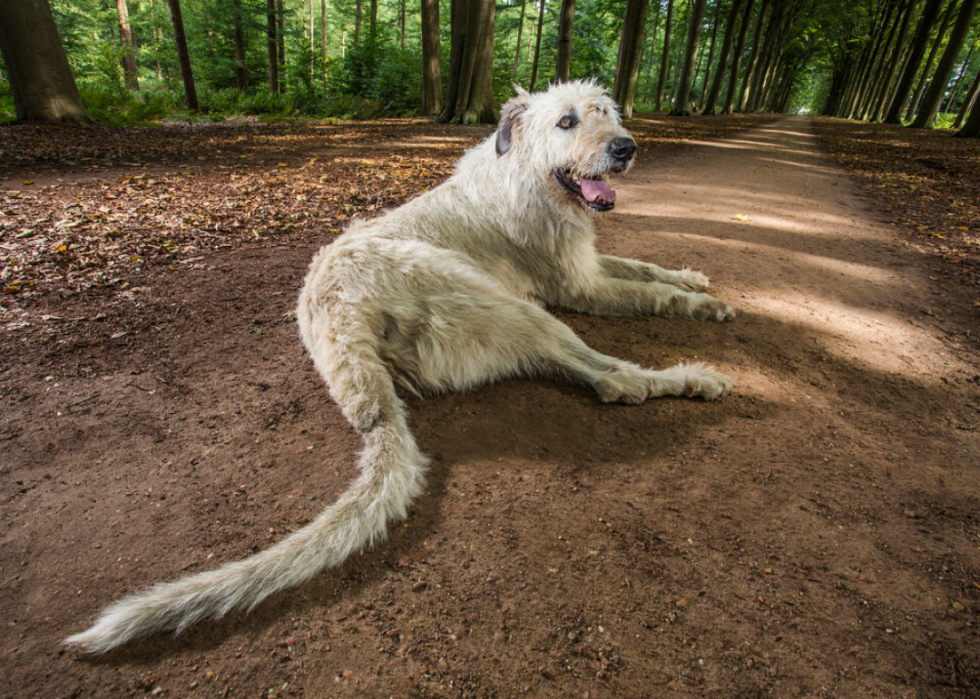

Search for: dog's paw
xmin=677 ymin=363 xmax=735 ymax=401
xmin=674 ymin=268 xmax=709 ymax=292
xmin=594 ymin=364 xmax=654 ymax=405
xmin=690 ymin=294 xmax=736 ymax=322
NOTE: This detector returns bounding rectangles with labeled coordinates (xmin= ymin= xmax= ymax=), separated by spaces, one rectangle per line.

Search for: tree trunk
xmin=942 ymin=43 xmax=975 ymax=112
xmin=355 ymin=0 xmax=362 ymax=44
xmin=438 ymin=0 xmax=496 ymax=124
xmin=670 ymin=0 xmax=708 ymax=115
xmin=401 ymin=0 xmax=407 ymax=47
xmin=233 ymin=0 xmax=247 ymax=91
xmin=277 ymin=0 xmax=285 ymax=92
xmin=513 ymin=0 xmax=527 ymax=75
xmin=703 ymin=0 xmax=743 ymax=114
xmin=370 ymin=0 xmax=379 ymax=42
xmin=905 ymin=0 xmax=958 ymax=121
xmin=530 ymin=0 xmax=546 ymax=90
xmin=956 ymin=91 xmax=980 ymax=135
xmin=0 ymin=0 xmax=91 ymax=123
xmin=911 ymin=0 xmax=979 ymax=128
xmin=745 ymin=0 xmax=778 ymax=112
xmin=614 ymin=0 xmax=651 ymax=117
xmin=116 ymin=0 xmax=139 ymax=89
xmin=267 ymin=0 xmax=279 ymax=93
xmin=721 ymin=0 xmax=753 ymax=114
xmin=954 ymin=64 xmax=980 ymax=129
xmin=698 ymin=0 xmax=723 ymax=107
xmin=737 ymin=0 xmax=769 ymax=111
xmin=165 ymin=0 xmax=198 ymax=110
xmin=555 ymin=0 xmax=576 ymax=83
xmin=866 ymin=0 xmax=914 ymax=121
xmin=885 ymin=0 xmax=945 ymax=123
xmin=323 ymin=0 xmax=328 ymax=78
xmin=644 ymin=1 xmax=662 ymax=95
xmin=421 ymin=0 xmax=443 ymax=114
xmin=654 ymin=0 xmax=674 ymax=111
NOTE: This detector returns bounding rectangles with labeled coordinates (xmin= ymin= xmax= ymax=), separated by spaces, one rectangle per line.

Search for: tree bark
xmin=267 ymin=0 xmax=279 ymax=93
xmin=355 ymin=0 xmax=362 ymax=44
xmin=421 ymin=0 xmax=443 ymax=114
xmin=737 ymin=0 xmax=769 ymax=111
xmin=956 ymin=92 xmax=980 ymax=135
xmin=166 ymin=0 xmax=198 ymax=110
xmin=438 ymin=0 xmax=496 ymax=124
xmin=555 ymin=0 xmax=576 ymax=83
xmin=514 ymin=0 xmax=527 ymax=75
xmin=654 ymin=0 xmax=675 ymax=111
xmin=401 ymin=0 xmax=407 ymax=47
xmin=942 ymin=43 xmax=975 ymax=112
xmin=703 ymin=0 xmax=743 ymax=114
xmin=277 ymin=0 xmax=285 ymax=92
xmin=614 ymin=0 xmax=651 ymax=117
xmin=0 ymin=0 xmax=91 ymax=123
xmin=116 ymin=0 xmax=139 ymax=89
xmin=233 ymin=0 xmax=247 ymax=91
xmin=698 ymin=0 xmax=723 ymax=106
xmin=530 ymin=0 xmax=546 ymax=90
xmin=721 ymin=0 xmax=753 ymax=114
xmin=670 ymin=0 xmax=708 ymax=115
xmin=885 ymin=0 xmax=945 ymax=123
xmin=911 ymin=0 xmax=979 ymax=128
xmin=905 ymin=0 xmax=958 ymax=121
xmin=953 ymin=63 xmax=980 ymax=129
xmin=866 ymin=0 xmax=914 ymax=121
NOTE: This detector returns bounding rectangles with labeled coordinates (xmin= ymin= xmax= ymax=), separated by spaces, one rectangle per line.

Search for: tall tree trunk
xmin=954 ymin=64 xmax=980 ymax=128
xmin=614 ymin=0 xmax=651 ymax=117
xmin=670 ymin=0 xmax=708 ymax=115
xmin=438 ymin=0 xmax=496 ymax=124
xmin=956 ymin=91 xmax=980 ymax=135
xmin=721 ymin=0 xmax=754 ymax=113
xmin=166 ymin=0 xmax=198 ymax=110
xmin=116 ymin=0 xmax=139 ymax=89
xmin=267 ymin=0 xmax=279 ymax=93
xmin=277 ymin=0 xmax=285 ymax=92
xmin=866 ymin=0 xmax=914 ymax=121
xmin=513 ymin=0 xmax=527 ymax=75
xmin=355 ymin=0 xmax=362 ymax=44
xmin=698 ymin=0 xmax=723 ymax=106
xmin=906 ymin=0 xmax=958 ymax=121
xmin=401 ymin=0 xmax=407 ymax=47
xmin=233 ymin=0 xmax=247 ymax=91
xmin=0 ymin=0 xmax=92 ymax=123
xmin=942 ymin=44 xmax=975 ymax=112
xmin=322 ymin=0 xmax=328 ymax=78
xmin=555 ymin=0 xmax=576 ymax=83
xmin=644 ymin=0 xmax=662 ymax=95
xmin=737 ymin=0 xmax=769 ymax=111
xmin=704 ymin=0 xmax=744 ymax=114
xmin=745 ymin=0 xmax=778 ymax=112
xmin=911 ymin=0 xmax=979 ymax=128
xmin=885 ymin=0 xmax=945 ymax=123
xmin=654 ymin=0 xmax=675 ymax=111
xmin=421 ymin=0 xmax=443 ymax=114
xmin=529 ymin=0 xmax=546 ymax=90
xmin=370 ymin=0 xmax=378 ymax=42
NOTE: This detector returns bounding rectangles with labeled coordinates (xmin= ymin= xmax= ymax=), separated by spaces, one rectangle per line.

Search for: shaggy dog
xmin=66 ymin=81 xmax=735 ymax=653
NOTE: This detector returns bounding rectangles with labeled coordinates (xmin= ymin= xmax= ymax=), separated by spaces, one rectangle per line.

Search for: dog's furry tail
xmin=63 ymin=373 xmax=428 ymax=654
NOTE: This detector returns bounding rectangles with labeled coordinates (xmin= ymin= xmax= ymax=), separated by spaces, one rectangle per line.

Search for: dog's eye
xmin=557 ymin=115 xmax=578 ymax=130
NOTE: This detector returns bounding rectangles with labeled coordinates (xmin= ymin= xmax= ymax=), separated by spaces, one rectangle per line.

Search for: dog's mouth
xmin=554 ymin=170 xmax=617 ymax=212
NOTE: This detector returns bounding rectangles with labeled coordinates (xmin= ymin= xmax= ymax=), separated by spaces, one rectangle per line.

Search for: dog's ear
xmin=496 ymin=90 xmax=530 ymax=157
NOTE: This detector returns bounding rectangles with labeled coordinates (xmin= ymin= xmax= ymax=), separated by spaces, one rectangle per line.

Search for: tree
xmin=438 ymin=0 xmax=496 ymax=124
xmin=722 ymin=0 xmax=755 ymax=113
xmin=513 ymin=0 xmax=528 ymax=74
xmin=116 ymin=0 xmax=139 ymax=90
xmin=167 ymin=0 xmax=199 ymax=110
xmin=555 ymin=0 xmax=576 ymax=83
xmin=704 ymin=0 xmax=745 ymax=113
xmin=957 ymin=83 xmax=980 ymax=135
xmin=670 ymin=0 xmax=709 ymax=115
xmin=0 ymin=0 xmax=91 ymax=123
xmin=954 ymin=63 xmax=980 ymax=128
xmin=737 ymin=0 xmax=770 ymax=111
xmin=267 ymin=0 xmax=279 ymax=94
xmin=699 ymin=0 xmax=725 ymax=106
xmin=529 ymin=0 xmax=546 ymax=90
xmin=655 ymin=0 xmax=675 ymax=110
xmin=614 ymin=0 xmax=651 ymax=117
xmin=905 ymin=0 xmax=959 ymax=122
xmin=884 ymin=0 xmax=945 ymax=123
xmin=422 ymin=0 xmax=443 ymax=114
xmin=912 ymin=0 xmax=980 ymax=128
xmin=233 ymin=0 xmax=247 ymax=91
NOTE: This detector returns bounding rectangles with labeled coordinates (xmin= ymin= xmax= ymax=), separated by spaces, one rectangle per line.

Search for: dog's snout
xmin=609 ymin=137 xmax=637 ymax=162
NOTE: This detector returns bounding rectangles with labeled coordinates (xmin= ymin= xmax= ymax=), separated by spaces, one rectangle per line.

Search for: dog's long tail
xmin=64 ymin=344 xmax=428 ymax=654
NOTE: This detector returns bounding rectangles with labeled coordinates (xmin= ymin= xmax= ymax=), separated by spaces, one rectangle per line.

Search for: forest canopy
xmin=0 ymin=0 xmax=978 ymax=134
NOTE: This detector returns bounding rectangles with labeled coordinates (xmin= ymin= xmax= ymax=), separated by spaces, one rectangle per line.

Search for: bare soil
xmin=2 ymin=117 xmax=979 ymax=698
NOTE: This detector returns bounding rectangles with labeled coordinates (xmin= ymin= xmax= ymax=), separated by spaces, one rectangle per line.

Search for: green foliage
xmin=0 ymin=81 xmax=15 ymax=124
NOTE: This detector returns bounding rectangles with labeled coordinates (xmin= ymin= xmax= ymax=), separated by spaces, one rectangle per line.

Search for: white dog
xmin=66 ymin=81 xmax=734 ymax=653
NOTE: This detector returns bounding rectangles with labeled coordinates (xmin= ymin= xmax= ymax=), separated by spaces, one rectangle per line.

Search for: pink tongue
xmin=581 ymin=178 xmax=616 ymax=203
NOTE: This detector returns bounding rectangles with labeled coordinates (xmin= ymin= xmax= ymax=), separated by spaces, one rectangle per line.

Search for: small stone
xmin=676 ymin=599 xmax=688 ymax=608
xmin=904 ymin=509 xmax=917 ymax=519
xmin=411 ymin=580 xmax=428 ymax=592
xmin=952 ymin=602 xmax=965 ymax=612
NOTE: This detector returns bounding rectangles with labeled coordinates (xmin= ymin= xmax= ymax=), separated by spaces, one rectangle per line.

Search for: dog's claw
xmin=691 ymin=295 xmax=736 ymax=322
xmin=675 ymin=268 xmax=710 ymax=292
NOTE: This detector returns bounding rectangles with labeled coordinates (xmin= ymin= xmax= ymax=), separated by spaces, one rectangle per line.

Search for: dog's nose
xmin=608 ymin=137 xmax=637 ymax=162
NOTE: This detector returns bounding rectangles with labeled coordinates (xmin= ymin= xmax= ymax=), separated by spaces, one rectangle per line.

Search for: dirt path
xmin=2 ymin=118 xmax=979 ymax=697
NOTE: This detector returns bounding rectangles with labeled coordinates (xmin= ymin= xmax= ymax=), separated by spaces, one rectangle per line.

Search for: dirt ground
xmin=2 ymin=116 xmax=980 ymax=698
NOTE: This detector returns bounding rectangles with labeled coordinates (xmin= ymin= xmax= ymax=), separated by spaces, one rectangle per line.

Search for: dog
xmin=65 ymin=80 xmax=735 ymax=653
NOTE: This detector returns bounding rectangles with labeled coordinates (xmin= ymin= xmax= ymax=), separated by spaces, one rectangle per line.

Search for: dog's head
xmin=495 ymin=80 xmax=636 ymax=213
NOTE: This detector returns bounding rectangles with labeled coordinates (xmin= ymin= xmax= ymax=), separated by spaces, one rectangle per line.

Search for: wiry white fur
xmin=64 ymin=80 xmax=735 ymax=654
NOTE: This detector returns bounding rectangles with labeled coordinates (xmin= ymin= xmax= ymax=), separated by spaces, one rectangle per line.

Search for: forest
xmin=1 ymin=0 xmax=980 ymax=134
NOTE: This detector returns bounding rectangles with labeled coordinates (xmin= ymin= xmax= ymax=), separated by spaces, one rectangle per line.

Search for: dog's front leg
xmin=599 ymin=255 xmax=709 ymax=292
xmin=560 ymin=276 xmax=735 ymax=321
